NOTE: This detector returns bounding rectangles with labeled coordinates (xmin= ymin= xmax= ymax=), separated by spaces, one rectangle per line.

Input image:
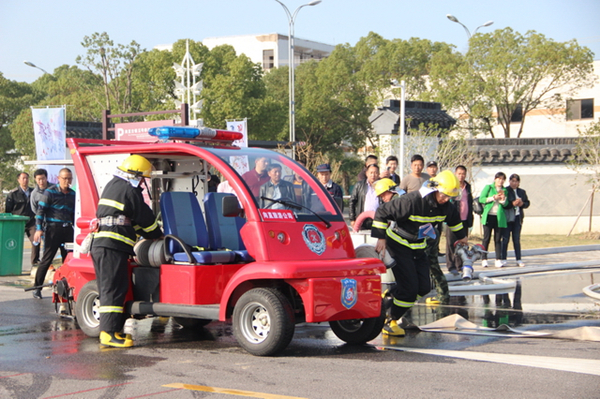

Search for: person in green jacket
xmin=479 ymin=172 xmax=509 ymax=268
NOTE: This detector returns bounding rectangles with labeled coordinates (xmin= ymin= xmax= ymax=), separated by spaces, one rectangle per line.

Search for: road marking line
xmin=42 ymin=382 xmax=133 ymax=398
xmin=377 ymin=346 xmax=600 ymax=376
xmin=163 ymin=383 xmax=308 ymax=399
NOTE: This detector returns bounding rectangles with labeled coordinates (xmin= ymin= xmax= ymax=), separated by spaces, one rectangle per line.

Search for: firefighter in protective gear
xmin=91 ymin=155 xmax=162 ymax=347
xmin=374 ymin=178 xmax=398 ymax=201
xmin=372 ymin=169 xmax=466 ymax=336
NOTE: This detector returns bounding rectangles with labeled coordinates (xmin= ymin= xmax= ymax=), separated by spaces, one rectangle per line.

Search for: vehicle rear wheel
xmin=172 ymin=317 xmax=212 ymax=329
xmin=232 ymin=288 xmax=295 ymax=356
xmin=329 ymin=314 xmax=385 ymax=344
xmin=75 ymin=280 xmax=101 ymax=337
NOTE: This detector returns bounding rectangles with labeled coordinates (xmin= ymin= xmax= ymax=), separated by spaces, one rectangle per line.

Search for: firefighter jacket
xmin=94 ymin=176 xmax=162 ymax=255
xmin=371 ymin=190 xmax=465 ymax=251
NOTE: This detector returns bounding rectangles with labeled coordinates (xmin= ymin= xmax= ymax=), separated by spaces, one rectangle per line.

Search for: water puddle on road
xmin=408 ymin=268 xmax=600 ymax=330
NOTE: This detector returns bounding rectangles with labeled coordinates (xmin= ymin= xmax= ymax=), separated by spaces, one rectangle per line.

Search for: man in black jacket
xmin=349 ymin=164 xmax=379 ymax=230
xmin=259 ymin=164 xmax=297 ymax=209
xmin=92 ymin=155 xmax=162 ymax=348
xmin=501 ymin=173 xmax=530 ymax=267
xmin=445 ymin=165 xmax=474 ymax=274
xmin=5 ymin=172 xmax=39 ymax=267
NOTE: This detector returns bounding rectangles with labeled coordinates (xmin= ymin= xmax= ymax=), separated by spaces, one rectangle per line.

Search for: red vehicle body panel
xmin=55 ymin=138 xmax=386 ymax=324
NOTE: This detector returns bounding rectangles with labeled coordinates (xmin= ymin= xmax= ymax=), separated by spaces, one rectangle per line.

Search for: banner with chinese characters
xmin=226 ymin=119 xmax=248 ymax=148
xmin=226 ymin=119 xmax=249 ymax=176
xmin=31 ymin=107 xmax=66 ymax=183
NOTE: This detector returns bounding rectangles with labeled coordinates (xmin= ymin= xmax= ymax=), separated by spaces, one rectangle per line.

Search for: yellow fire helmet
xmin=118 ymin=155 xmax=153 ymax=178
xmin=430 ymin=170 xmax=460 ymax=198
xmin=374 ymin=178 xmax=398 ymax=197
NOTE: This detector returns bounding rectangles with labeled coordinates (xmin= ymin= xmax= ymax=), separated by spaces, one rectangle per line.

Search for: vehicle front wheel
xmin=232 ymin=288 xmax=295 ymax=356
xmin=329 ymin=315 xmax=385 ymax=344
xmin=75 ymin=280 xmax=101 ymax=337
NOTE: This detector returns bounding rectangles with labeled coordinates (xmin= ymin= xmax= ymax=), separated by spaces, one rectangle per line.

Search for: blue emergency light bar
xmin=148 ymin=126 xmax=243 ymax=142
xmin=149 ymin=126 xmax=200 ymax=140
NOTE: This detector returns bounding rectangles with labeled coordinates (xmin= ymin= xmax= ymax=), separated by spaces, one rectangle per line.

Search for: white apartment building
xmin=203 ymin=33 xmax=334 ymax=71
xmin=486 ymin=60 xmax=599 ymax=138
xmin=156 ymin=34 xmax=335 ymax=71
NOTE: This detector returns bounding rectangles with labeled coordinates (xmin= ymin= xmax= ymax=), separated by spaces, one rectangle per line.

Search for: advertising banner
xmin=115 ymin=120 xmax=174 ymax=142
xmin=226 ymin=119 xmax=249 ymax=176
xmin=31 ymin=107 xmax=66 ymax=183
xmin=226 ymin=119 xmax=248 ymax=148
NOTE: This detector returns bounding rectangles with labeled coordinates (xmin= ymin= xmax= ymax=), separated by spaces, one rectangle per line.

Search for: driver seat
xmin=160 ymin=191 xmax=236 ymax=264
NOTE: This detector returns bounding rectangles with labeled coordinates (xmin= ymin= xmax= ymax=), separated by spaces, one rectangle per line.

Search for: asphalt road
xmin=1 ymin=276 xmax=599 ymax=399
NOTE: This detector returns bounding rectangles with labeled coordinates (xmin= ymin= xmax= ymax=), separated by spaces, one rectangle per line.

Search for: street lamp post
xmin=446 ymin=14 xmax=493 ymax=39
xmin=446 ymin=15 xmax=493 ymax=137
xmin=24 ymin=61 xmax=50 ymax=75
xmin=274 ymin=0 xmax=321 ymax=160
xmin=391 ymin=79 xmax=406 ymax=176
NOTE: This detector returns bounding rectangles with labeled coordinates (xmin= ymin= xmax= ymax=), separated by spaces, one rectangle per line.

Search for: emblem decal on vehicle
xmin=302 ymin=224 xmax=326 ymax=255
xmin=341 ymin=278 xmax=358 ymax=309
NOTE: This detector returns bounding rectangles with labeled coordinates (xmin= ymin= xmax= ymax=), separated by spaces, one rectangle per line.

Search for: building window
xmin=263 ymin=50 xmax=274 ymax=70
xmin=497 ymin=104 xmax=523 ymax=123
xmin=510 ymin=104 xmax=523 ymax=123
xmin=567 ymin=98 xmax=594 ymax=120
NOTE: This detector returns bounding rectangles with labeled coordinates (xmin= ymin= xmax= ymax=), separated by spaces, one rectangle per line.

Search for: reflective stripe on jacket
xmin=371 ymin=190 xmax=465 ymax=251
xmin=93 ymin=176 xmax=162 ymax=254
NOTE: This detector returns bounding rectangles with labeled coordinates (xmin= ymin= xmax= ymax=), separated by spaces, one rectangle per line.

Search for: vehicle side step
xmin=126 ymin=302 xmax=220 ymax=320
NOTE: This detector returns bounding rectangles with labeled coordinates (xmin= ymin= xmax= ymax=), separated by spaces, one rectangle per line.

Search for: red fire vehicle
xmin=52 ymin=127 xmax=386 ymax=356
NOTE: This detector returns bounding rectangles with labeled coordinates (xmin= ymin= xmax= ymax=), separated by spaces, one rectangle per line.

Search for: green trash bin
xmin=0 ymin=213 xmax=30 ymax=276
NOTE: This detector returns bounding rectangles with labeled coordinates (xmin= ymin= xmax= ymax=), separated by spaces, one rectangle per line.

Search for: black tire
xmin=232 ymin=288 xmax=295 ymax=356
xmin=329 ymin=314 xmax=385 ymax=344
xmin=75 ymin=280 xmax=101 ymax=337
xmin=173 ymin=317 xmax=212 ymax=329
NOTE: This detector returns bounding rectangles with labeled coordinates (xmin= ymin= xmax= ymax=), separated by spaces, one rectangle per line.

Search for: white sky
xmin=1 ymin=0 xmax=599 ymax=83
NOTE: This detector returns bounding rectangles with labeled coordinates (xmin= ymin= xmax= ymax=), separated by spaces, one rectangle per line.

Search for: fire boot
xmin=382 ymin=319 xmax=406 ymax=336
xmin=100 ymin=331 xmax=134 ymax=348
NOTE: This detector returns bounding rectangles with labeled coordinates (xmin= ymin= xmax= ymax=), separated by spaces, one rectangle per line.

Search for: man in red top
xmin=242 ymin=156 xmax=270 ymax=197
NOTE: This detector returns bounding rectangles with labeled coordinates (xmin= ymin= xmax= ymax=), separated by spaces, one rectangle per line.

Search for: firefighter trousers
xmin=388 ymin=241 xmax=431 ymax=320
xmin=426 ymin=233 xmax=449 ymax=304
xmin=91 ymin=246 xmax=129 ymax=333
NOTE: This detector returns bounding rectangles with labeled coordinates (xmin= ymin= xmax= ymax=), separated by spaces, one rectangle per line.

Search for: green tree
xmin=355 ymin=33 xmax=454 ymax=105
xmin=0 ymin=73 xmax=43 ymax=188
xmin=76 ymin=32 xmax=143 ymax=114
xmin=9 ymin=65 xmax=104 ymax=159
xmin=200 ymin=45 xmax=268 ymax=136
xmin=295 ymin=48 xmax=372 ymax=159
xmin=430 ymin=28 xmax=596 ymax=138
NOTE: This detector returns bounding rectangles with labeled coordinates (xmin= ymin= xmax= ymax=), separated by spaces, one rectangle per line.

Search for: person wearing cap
xmin=91 ymin=155 xmax=163 ymax=348
xmin=314 ymin=163 xmax=343 ymax=211
xmin=425 ymin=160 xmax=445 ymax=258
xmin=374 ymin=178 xmax=399 ymax=203
xmin=371 ymin=170 xmax=467 ymax=336
xmin=426 ymin=161 xmax=438 ymax=178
